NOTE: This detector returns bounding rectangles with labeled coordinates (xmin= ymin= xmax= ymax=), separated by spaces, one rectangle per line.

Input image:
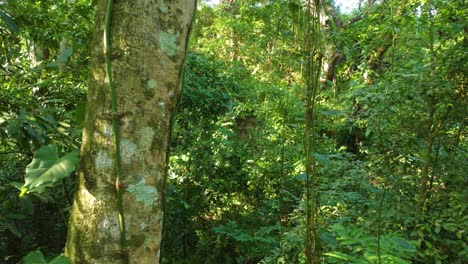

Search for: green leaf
xmin=46 ymin=62 xmax=59 ymax=68
xmin=320 ymin=231 xmax=339 ymax=247
xmin=23 ymin=250 xmax=47 ymax=264
xmin=365 ymin=128 xmax=371 ymax=137
xmin=320 ymin=109 xmax=342 ymax=116
xmin=20 ymin=145 xmax=80 ymax=196
xmin=295 ymin=173 xmax=309 ymax=181
xmin=325 ymin=251 xmax=353 ymax=261
xmin=0 ymin=10 xmax=19 ymax=33
xmin=442 ymin=222 xmax=457 ymax=232
xmin=9 ymin=182 xmax=23 ymax=190
xmin=49 ymin=255 xmax=71 ymax=264
xmin=4 ymin=221 xmax=22 ymax=237
xmin=22 ymin=251 xmax=71 ymax=264
xmin=73 ymin=101 xmax=86 ymax=126
xmin=389 ymin=237 xmax=416 ymax=252
xmin=424 ymin=240 xmax=432 ymax=248
xmin=56 ymin=47 xmax=73 ymax=63
xmin=313 ymin=153 xmax=331 ymax=165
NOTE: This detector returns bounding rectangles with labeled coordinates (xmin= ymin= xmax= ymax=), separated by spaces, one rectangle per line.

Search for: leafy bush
xmin=324 ymin=224 xmax=417 ymax=263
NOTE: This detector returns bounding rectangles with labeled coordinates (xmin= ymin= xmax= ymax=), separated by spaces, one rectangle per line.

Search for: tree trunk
xmin=65 ymin=0 xmax=196 ymax=263
xmin=417 ymin=0 xmax=435 ymax=219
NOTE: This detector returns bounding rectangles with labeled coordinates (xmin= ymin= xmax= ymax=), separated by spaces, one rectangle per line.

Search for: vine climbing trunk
xmin=65 ymin=0 xmax=196 ymax=263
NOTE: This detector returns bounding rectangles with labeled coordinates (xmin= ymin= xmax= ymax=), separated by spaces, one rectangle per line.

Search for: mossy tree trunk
xmin=65 ymin=0 xmax=196 ymax=263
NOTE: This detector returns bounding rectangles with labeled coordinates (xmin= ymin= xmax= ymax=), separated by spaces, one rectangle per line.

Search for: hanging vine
xmin=104 ymin=0 xmax=128 ymax=261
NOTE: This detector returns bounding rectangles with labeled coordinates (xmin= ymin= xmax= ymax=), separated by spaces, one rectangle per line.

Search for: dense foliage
xmin=0 ymin=0 xmax=466 ymax=263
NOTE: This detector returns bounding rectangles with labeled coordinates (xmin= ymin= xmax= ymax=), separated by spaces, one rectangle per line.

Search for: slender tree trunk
xmin=304 ymin=1 xmax=323 ymax=263
xmin=65 ymin=1 xmax=196 ymax=263
xmin=417 ymin=1 xmax=435 ymax=219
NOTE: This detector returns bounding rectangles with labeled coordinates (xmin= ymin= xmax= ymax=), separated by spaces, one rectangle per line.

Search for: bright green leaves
xmin=47 ymin=46 xmax=74 ymax=68
xmin=324 ymin=224 xmax=417 ymax=263
xmin=22 ymin=251 xmax=48 ymax=264
xmin=0 ymin=9 xmax=19 ymax=33
xmin=19 ymin=145 xmax=80 ymax=196
xmin=56 ymin=47 xmax=73 ymax=64
xmin=23 ymin=250 xmax=71 ymax=264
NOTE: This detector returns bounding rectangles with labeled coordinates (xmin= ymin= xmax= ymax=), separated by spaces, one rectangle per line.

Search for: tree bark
xmin=65 ymin=0 xmax=196 ymax=263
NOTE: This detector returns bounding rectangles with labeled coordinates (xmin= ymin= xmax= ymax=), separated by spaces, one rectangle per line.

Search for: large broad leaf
xmin=23 ymin=251 xmax=47 ymax=264
xmin=20 ymin=145 xmax=80 ymax=196
xmin=23 ymin=251 xmax=71 ymax=264
xmin=48 ymin=255 xmax=71 ymax=264
xmin=0 ymin=10 xmax=19 ymax=34
xmin=47 ymin=47 xmax=74 ymax=68
xmin=56 ymin=46 xmax=73 ymax=63
xmin=320 ymin=231 xmax=339 ymax=247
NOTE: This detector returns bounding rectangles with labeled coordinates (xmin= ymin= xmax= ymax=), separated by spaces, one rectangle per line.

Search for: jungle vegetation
xmin=0 ymin=0 xmax=466 ymax=263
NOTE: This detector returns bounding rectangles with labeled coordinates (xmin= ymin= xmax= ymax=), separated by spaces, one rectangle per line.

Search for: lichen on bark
xmin=127 ymin=179 xmax=159 ymax=207
xmin=147 ymin=79 xmax=157 ymax=89
xmin=95 ymin=150 xmax=113 ymax=170
xmin=159 ymin=31 xmax=179 ymax=56
xmin=120 ymin=139 xmax=137 ymax=164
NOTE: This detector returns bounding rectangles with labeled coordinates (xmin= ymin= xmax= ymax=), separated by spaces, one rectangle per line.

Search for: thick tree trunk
xmin=65 ymin=1 xmax=196 ymax=263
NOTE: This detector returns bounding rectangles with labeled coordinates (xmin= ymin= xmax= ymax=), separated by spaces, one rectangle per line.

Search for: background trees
xmin=0 ymin=0 xmax=466 ymax=263
xmin=1 ymin=1 xmax=92 ymax=262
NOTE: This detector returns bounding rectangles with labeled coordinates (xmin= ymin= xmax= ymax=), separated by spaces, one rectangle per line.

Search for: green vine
xmin=104 ymin=0 xmax=128 ymax=260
